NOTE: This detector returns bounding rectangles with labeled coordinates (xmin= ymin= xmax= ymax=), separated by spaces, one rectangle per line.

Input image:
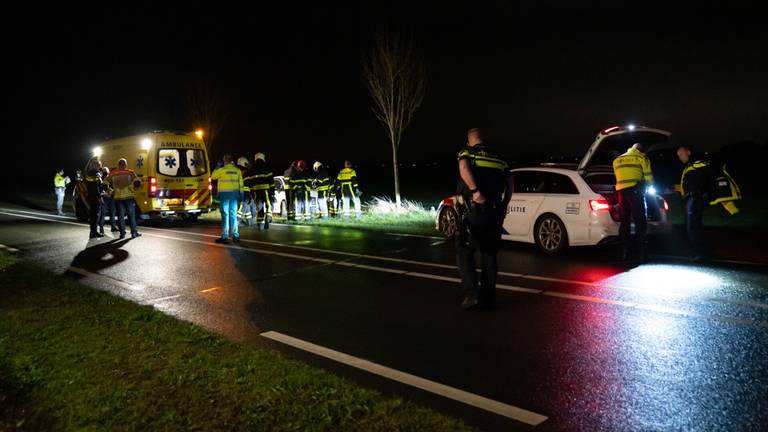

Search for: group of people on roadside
xmin=78 ymin=157 xmax=142 ymax=240
xmin=454 ymin=127 xmax=742 ymax=311
xmin=210 ymin=153 xmax=363 ymax=243
xmin=612 ymin=142 xmax=741 ymax=263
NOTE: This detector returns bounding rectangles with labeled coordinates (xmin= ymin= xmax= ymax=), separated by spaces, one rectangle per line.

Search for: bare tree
xmin=362 ymin=32 xmax=427 ymax=209
xmin=186 ymin=81 xmax=228 ymax=153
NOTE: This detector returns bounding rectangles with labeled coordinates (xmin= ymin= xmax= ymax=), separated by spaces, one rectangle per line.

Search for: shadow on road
xmin=70 ymin=238 xmax=131 ymax=272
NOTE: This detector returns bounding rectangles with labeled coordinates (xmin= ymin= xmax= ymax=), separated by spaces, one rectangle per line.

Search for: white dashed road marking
xmin=260 ymin=330 xmax=549 ymax=426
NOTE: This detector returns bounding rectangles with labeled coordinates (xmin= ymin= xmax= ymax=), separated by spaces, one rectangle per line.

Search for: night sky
xmin=14 ymin=2 xmax=768 ymax=190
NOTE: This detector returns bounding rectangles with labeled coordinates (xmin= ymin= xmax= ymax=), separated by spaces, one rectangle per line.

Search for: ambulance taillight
xmin=208 ymin=177 xmax=212 ymax=191
xmin=149 ymin=177 xmax=157 ymax=197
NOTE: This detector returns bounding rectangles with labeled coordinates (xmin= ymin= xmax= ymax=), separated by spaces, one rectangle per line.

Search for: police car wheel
xmin=438 ymin=207 xmax=458 ymax=239
xmin=534 ymin=214 xmax=568 ymax=254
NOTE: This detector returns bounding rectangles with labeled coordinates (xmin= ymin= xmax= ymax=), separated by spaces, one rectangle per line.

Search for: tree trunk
xmin=391 ymin=139 xmax=402 ymax=209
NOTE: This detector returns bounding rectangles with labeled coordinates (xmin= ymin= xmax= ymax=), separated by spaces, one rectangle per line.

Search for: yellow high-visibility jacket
xmin=54 ymin=173 xmax=67 ymax=188
xmin=211 ymin=163 xmax=244 ymax=198
xmin=337 ymin=168 xmax=358 ymax=197
xmin=613 ymin=147 xmax=653 ymax=191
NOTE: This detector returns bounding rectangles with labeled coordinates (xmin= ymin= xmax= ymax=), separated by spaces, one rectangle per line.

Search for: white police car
xmin=435 ymin=125 xmax=672 ymax=254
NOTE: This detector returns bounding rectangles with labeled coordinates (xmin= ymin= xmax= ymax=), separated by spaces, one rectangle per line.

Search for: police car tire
xmin=534 ymin=214 xmax=568 ymax=255
xmin=438 ymin=207 xmax=458 ymax=239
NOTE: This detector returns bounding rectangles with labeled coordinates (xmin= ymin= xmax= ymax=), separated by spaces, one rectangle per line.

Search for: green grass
xmin=663 ymin=192 xmax=768 ymax=228
xmin=0 ymin=253 xmax=472 ymax=431
xmin=201 ymin=207 xmax=439 ymax=237
xmin=300 ymin=212 xmax=436 ymax=236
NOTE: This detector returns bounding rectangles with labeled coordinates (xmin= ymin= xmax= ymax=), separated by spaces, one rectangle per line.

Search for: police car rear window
xmin=158 ymin=149 xmax=207 ymax=177
xmin=513 ymin=171 xmax=578 ymax=194
xmin=585 ymin=173 xmax=616 ymax=194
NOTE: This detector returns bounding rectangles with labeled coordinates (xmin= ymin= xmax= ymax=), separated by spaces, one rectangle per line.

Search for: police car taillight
xmin=601 ymin=126 xmax=620 ymax=135
xmin=663 ymin=198 xmax=669 ymax=211
xmin=149 ymin=176 xmax=157 ymax=196
xmin=590 ymin=199 xmax=610 ymax=211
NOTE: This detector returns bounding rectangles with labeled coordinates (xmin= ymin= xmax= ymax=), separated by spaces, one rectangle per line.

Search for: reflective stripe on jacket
xmin=244 ymin=169 xmax=274 ymax=191
xmin=336 ymin=168 xmax=358 ymax=196
xmin=211 ymin=163 xmax=244 ymax=194
xmin=315 ymin=170 xmax=330 ymax=191
xmin=681 ymin=160 xmax=742 ymax=208
xmin=612 ymin=147 xmax=653 ymax=191
xmin=456 ymin=148 xmax=509 ymax=171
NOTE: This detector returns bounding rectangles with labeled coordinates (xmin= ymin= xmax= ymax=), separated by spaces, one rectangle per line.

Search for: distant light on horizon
xmin=92 ymin=146 xmax=103 ymax=157
xmin=141 ymin=138 xmax=152 ymax=150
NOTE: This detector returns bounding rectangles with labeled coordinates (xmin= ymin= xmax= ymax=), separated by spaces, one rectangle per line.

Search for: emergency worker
xmin=84 ymin=159 xmax=104 ymax=239
xmin=245 ymin=152 xmax=274 ymax=230
xmin=612 ymin=143 xmax=653 ymax=262
xmin=291 ymin=160 xmax=311 ymax=221
xmin=108 ymin=158 xmax=141 ymax=239
xmin=53 ymin=169 xmax=71 ymax=215
xmin=313 ymin=161 xmax=330 ymax=219
xmin=676 ymin=144 xmax=742 ymax=262
xmin=455 ymin=128 xmax=511 ymax=310
xmin=211 ymin=154 xmax=244 ymax=243
xmin=337 ymin=160 xmax=362 ymax=218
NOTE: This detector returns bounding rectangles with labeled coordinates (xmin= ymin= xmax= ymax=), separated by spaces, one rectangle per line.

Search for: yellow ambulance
xmin=73 ymin=131 xmax=213 ymax=222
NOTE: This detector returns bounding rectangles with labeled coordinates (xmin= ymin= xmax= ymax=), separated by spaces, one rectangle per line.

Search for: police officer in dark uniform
xmin=676 ymin=144 xmax=719 ymax=262
xmin=456 ymin=128 xmax=512 ymax=310
xmin=84 ymin=158 xmax=105 ymax=239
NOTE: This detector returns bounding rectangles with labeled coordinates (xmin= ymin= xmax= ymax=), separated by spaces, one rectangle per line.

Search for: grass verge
xmin=0 ymin=253 xmax=472 ymax=431
xmin=664 ymin=192 xmax=768 ymax=228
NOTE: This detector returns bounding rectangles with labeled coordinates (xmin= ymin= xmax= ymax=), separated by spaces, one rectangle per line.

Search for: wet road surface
xmin=0 ymin=204 xmax=766 ymax=431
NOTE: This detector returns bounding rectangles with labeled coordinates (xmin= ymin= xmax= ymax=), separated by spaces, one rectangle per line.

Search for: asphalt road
xmin=1 ymin=204 xmax=767 ymax=431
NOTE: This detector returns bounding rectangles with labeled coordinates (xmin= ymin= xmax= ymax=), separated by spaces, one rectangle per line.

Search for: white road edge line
xmin=0 ymin=244 xmax=20 ymax=253
xmin=149 ymin=294 xmax=183 ymax=303
xmin=260 ymin=330 xmax=549 ymax=426
xmin=2 ymin=209 xmax=765 ymax=324
xmin=385 ymin=232 xmax=446 ymax=240
xmin=5 ymin=206 xmax=768 ymax=269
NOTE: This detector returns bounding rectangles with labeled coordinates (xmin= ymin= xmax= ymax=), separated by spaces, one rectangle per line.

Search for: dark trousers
xmin=456 ymin=203 xmax=502 ymax=303
xmin=99 ymin=197 xmax=116 ymax=231
xmin=115 ymin=199 xmax=138 ymax=236
xmin=618 ymin=186 xmax=647 ymax=249
xmin=686 ymin=194 xmax=708 ymax=257
xmin=88 ymin=200 xmax=101 ymax=236
xmin=253 ymin=190 xmax=271 ymax=227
